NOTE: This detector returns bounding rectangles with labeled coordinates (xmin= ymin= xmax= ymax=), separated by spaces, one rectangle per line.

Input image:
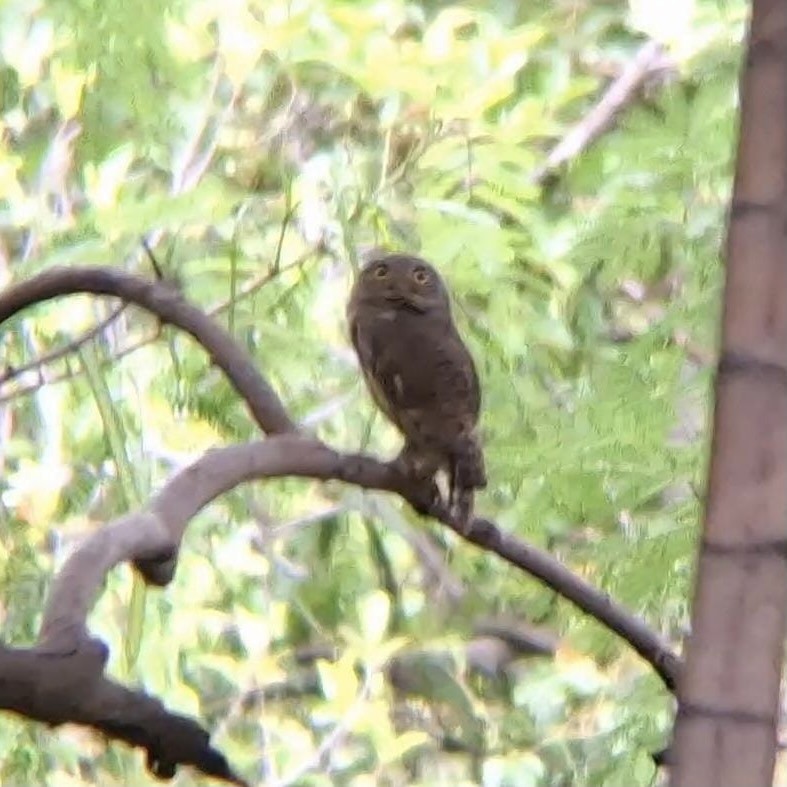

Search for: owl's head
xmin=352 ymin=252 xmax=451 ymax=314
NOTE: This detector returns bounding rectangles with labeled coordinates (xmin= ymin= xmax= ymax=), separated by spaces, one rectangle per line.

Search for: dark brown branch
xmin=0 ymin=268 xmax=679 ymax=779
xmin=0 ymin=266 xmax=297 ymax=435
xmin=0 ymin=266 xmax=680 ymax=686
xmin=435 ymin=512 xmax=681 ymax=691
xmin=0 ymin=641 xmax=247 ymax=786
xmin=39 ymin=435 xmax=681 ymax=691
xmin=0 ymin=253 xmax=314 ymax=405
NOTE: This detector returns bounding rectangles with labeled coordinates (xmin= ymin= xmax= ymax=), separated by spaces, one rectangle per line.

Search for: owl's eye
xmin=373 ymin=264 xmax=389 ymax=279
xmin=412 ymin=267 xmax=430 ymax=284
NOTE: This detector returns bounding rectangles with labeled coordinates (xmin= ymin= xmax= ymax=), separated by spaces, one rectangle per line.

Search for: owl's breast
xmin=372 ymin=306 xmax=441 ymax=331
xmin=371 ymin=307 xmax=399 ymax=323
xmin=365 ymin=308 xmax=432 ymax=342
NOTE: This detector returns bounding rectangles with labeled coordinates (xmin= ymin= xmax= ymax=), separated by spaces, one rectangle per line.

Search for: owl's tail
xmin=449 ymin=436 xmax=487 ymax=529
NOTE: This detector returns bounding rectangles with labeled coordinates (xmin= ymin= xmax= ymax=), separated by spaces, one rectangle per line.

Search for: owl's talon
xmin=410 ymin=500 xmax=431 ymax=517
xmin=455 ymin=510 xmax=475 ymax=536
xmin=407 ymin=478 xmax=441 ymax=516
xmin=391 ymin=453 xmax=414 ymax=479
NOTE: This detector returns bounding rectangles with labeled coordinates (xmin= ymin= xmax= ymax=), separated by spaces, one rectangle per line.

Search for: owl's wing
xmin=351 ymin=313 xmax=486 ymax=524
xmin=354 ymin=313 xmax=477 ymax=406
xmin=431 ymin=336 xmax=481 ymax=421
xmin=350 ymin=312 xmax=481 ymax=431
xmin=349 ymin=313 xmax=404 ymax=428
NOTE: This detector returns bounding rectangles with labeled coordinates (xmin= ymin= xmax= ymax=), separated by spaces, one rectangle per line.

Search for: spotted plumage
xmin=347 ymin=252 xmax=486 ymax=527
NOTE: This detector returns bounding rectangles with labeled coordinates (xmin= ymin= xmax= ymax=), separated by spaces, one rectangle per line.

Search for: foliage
xmin=0 ymin=0 xmax=747 ymax=784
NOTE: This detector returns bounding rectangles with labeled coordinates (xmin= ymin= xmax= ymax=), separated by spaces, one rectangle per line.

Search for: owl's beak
xmin=384 ymin=293 xmax=426 ymax=313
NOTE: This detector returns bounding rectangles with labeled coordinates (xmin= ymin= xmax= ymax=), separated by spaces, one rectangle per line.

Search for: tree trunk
xmin=669 ymin=1 xmax=787 ymax=785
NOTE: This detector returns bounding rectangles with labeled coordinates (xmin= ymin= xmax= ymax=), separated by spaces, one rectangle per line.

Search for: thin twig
xmin=272 ymin=668 xmax=375 ymax=787
xmin=530 ymin=40 xmax=674 ymax=184
xmin=171 ymin=59 xmax=228 ymax=196
xmin=0 ymin=303 xmax=128 ymax=388
xmin=0 ymin=251 xmax=315 ymax=404
xmin=0 ymin=267 xmax=297 ymax=435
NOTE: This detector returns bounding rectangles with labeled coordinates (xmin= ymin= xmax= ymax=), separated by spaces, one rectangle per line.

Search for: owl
xmin=347 ymin=252 xmax=486 ymax=527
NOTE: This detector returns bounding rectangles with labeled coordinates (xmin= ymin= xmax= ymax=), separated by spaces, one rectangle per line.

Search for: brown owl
xmin=347 ymin=252 xmax=486 ymax=527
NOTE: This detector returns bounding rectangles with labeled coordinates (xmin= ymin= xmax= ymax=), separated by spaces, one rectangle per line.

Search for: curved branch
xmin=40 ymin=435 xmax=681 ymax=691
xmin=0 ymin=269 xmax=680 ymax=691
xmin=0 ymin=641 xmax=247 ymax=786
xmin=0 ymin=253 xmax=315 ymax=405
xmin=0 ymin=266 xmax=296 ymax=435
xmin=462 ymin=517 xmax=681 ymax=690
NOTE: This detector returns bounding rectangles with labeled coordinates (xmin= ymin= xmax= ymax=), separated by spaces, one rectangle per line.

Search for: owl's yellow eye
xmin=373 ymin=264 xmax=389 ymax=278
xmin=412 ymin=267 xmax=429 ymax=284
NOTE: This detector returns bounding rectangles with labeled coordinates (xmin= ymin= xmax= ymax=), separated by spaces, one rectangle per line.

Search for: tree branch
xmin=0 ymin=251 xmax=315 ymax=405
xmin=530 ymin=39 xmax=675 ymax=184
xmin=0 ymin=303 xmax=128 ymax=388
xmin=0 ymin=266 xmax=296 ymax=435
xmin=38 ymin=435 xmax=681 ymax=690
xmin=0 ymin=641 xmax=248 ymax=786
xmin=0 ymin=266 xmax=681 ymax=688
xmin=0 ymin=265 xmax=681 ymax=782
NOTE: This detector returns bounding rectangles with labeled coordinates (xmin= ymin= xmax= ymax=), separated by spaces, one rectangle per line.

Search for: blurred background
xmin=0 ymin=0 xmax=752 ymax=784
